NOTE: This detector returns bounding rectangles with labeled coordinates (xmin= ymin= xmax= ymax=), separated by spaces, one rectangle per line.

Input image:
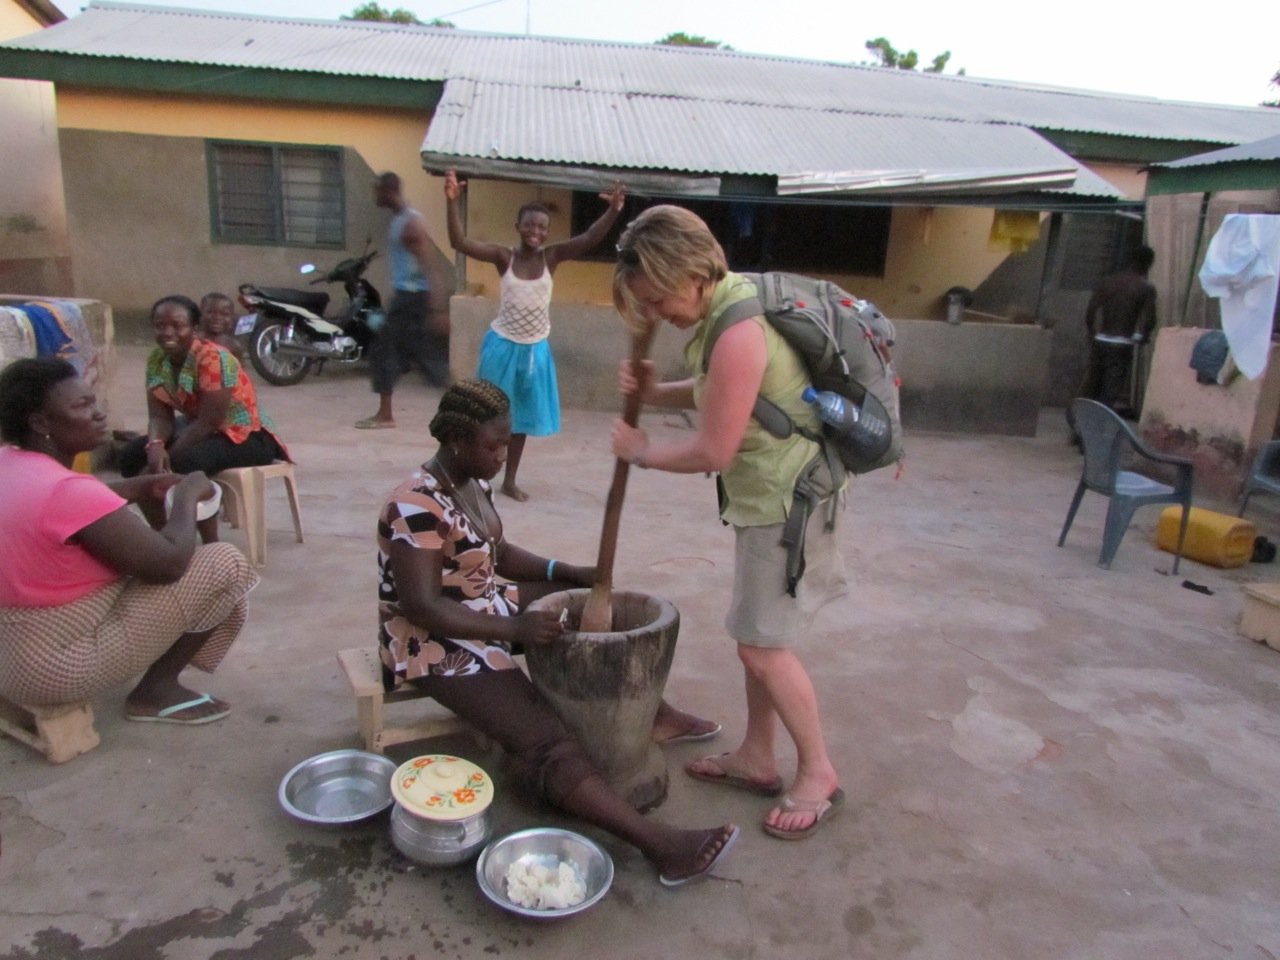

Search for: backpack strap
xmin=702 ymin=294 xmax=809 ymax=441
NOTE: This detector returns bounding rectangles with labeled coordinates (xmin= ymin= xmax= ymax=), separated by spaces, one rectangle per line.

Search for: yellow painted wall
xmin=55 ymin=88 xmax=457 ymax=319
xmin=0 ymin=0 xmax=42 ymax=37
xmin=59 ymin=88 xmax=440 ymax=225
xmin=1084 ymin=161 xmax=1147 ymax=201
xmin=856 ymin=205 xmax=1024 ymax=319
xmin=0 ymin=0 xmax=70 ymax=293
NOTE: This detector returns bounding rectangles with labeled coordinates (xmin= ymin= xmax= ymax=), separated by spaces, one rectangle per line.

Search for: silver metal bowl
xmin=278 ymin=749 xmax=396 ymax=825
xmin=475 ymin=827 xmax=613 ymax=919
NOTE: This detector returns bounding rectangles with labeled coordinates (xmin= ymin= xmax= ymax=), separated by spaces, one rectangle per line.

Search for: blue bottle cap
xmin=801 ymin=386 xmax=817 ymax=402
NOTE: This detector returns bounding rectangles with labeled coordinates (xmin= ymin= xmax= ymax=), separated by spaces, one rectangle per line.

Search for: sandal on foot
xmin=658 ymin=825 xmax=740 ymax=888
xmin=685 ymin=753 xmax=783 ymax=797
xmin=127 ymin=693 xmax=230 ymax=725
xmin=762 ymin=788 xmax=845 ymax=841
xmin=354 ymin=417 xmax=395 ymax=430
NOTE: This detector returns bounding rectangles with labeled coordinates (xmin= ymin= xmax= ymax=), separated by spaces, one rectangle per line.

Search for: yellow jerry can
xmin=1156 ymin=506 xmax=1255 ymax=569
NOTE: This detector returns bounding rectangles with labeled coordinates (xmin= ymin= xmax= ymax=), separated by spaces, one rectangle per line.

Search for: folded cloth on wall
xmin=0 ymin=306 xmax=37 ymax=371
xmin=1199 ymin=214 xmax=1280 ymax=380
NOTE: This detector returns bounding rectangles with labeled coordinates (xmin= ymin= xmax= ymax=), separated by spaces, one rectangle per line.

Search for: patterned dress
xmin=377 ymin=468 xmax=520 ymax=690
xmin=145 ymin=338 xmax=285 ymax=450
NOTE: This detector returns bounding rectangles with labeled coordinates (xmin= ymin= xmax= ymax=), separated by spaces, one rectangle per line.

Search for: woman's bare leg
xmin=502 ymin=433 xmax=529 ymax=501
xmin=124 ymin=628 xmax=228 ymax=720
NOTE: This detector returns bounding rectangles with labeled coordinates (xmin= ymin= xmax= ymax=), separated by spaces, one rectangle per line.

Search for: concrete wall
xmin=893 ymin=317 xmax=1052 ymax=436
xmin=450 ymin=295 xmax=1052 ymax=435
xmin=0 ymin=1 xmax=71 ymax=297
xmin=54 ymin=89 xmax=455 ymax=331
xmin=1140 ymin=326 xmax=1280 ymax=497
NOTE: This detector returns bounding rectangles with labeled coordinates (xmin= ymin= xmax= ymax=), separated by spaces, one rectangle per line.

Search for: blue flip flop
xmin=127 ymin=693 xmax=230 ymax=725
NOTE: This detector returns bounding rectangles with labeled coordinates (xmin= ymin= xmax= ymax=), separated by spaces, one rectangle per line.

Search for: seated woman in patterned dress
xmin=0 ymin=358 xmax=257 ymax=726
xmin=118 ymin=295 xmax=287 ymax=541
xmin=377 ymin=378 xmax=738 ymax=886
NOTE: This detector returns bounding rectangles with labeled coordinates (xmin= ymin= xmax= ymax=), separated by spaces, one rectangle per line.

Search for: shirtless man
xmin=1080 ymin=245 xmax=1157 ymax=415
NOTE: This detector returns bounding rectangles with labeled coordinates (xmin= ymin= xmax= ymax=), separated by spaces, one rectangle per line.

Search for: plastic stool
xmin=215 ymin=461 xmax=304 ymax=566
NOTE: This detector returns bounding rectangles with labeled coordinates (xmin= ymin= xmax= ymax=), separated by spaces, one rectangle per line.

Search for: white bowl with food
xmin=475 ymin=827 xmax=613 ymax=919
xmin=164 ymin=480 xmax=222 ymax=522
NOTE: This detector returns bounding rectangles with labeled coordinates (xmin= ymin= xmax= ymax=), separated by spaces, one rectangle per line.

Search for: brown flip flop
xmin=684 ymin=753 xmax=784 ymax=797
xmin=762 ymin=788 xmax=845 ymax=840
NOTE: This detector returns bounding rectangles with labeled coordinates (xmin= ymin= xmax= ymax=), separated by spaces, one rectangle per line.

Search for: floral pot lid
xmin=391 ymin=754 xmax=493 ymax=821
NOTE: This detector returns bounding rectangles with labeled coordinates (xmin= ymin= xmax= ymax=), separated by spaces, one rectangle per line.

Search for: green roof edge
xmin=0 ymin=49 xmax=441 ymax=110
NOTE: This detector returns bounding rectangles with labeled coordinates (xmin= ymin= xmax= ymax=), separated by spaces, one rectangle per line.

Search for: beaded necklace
xmin=432 ymin=457 xmax=499 ymax=549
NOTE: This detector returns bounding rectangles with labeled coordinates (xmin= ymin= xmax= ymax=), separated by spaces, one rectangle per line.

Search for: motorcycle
xmin=236 ymin=241 xmax=383 ymax=386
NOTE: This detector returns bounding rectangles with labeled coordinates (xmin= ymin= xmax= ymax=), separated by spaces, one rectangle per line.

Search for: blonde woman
xmin=610 ymin=206 xmax=848 ymax=840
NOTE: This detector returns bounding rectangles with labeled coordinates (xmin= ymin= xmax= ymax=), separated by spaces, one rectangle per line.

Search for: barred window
xmin=209 ymin=142 xmax=345 ymax=247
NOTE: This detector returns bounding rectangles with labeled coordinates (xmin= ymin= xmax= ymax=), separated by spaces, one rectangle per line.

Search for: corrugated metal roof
xmin=1155 ymin=133 xmax=1280 ymax=168
xmin=8 ymin=2 xmax=1280 ymax=148
xmin=425 ymin=80 xmax=1123 ymax=198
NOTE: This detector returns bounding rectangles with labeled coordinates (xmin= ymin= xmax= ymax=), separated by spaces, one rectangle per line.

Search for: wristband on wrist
xmin=546 ymin=559 xmax=557 ymax=581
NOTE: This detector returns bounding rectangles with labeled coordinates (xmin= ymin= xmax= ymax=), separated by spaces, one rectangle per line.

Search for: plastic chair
xmin=214 ymin=461 xmax=304 ymax=567
xmin=1058 ymin=398 xmax=1193 ymax=572
xmin=1238 ymin=440 xmax=1280 ymax=517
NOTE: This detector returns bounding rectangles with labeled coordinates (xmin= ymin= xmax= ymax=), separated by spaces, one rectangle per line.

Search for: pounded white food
xmin=505 ymin=858 xmax=587 ymax=910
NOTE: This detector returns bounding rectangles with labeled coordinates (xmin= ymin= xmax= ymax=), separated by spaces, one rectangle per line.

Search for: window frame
xmin=206 ymin=140 xmax=347 ymax=249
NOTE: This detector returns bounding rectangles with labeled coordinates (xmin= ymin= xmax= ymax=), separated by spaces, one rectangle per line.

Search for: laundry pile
xmin=0 ymin=299 xmax=106 ymax=389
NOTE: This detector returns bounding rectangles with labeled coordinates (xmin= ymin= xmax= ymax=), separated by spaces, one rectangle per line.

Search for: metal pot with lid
xmin=389 ymin=754 xmax=494 ymax=866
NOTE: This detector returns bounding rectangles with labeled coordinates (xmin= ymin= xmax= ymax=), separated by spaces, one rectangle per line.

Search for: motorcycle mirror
xmin=299 ymin=263 xmax=317 ymax=275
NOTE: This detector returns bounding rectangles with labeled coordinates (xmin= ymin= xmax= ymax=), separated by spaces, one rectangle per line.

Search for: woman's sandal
xmin=126 ymin=693 xmax=230 ymax=725
xmin=762 ymin=788 xmax=845 ymax=841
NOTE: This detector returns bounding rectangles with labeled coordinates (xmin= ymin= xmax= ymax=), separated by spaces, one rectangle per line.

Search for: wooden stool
xmin=0 ymin=697 xmax=100 ymax=764
xmin=215 ymin=461 xmax=304 ymax=566
xmin=336 ymin=647 xmax=484 ymax=754
xmin=1240 ymin=582 xmax=1280 ymax=651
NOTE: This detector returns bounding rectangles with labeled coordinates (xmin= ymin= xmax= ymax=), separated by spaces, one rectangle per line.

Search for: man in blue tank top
xmin=356 ymin=172 xmax=450 ymax=429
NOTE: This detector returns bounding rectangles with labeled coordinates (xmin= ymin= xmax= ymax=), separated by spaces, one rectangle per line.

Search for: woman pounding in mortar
xmin=377 ymin=379 xmax=737 ymax=885
xmin=609 ymin=206 xmax=849 ymax=841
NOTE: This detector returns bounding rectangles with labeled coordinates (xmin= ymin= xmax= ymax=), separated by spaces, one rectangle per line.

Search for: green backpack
xmin=704 ymin=272 xmax=904 ymax=476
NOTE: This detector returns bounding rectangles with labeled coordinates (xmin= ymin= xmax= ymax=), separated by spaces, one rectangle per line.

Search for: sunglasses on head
xmin=616 ymin=245 xmax=640 ymax=267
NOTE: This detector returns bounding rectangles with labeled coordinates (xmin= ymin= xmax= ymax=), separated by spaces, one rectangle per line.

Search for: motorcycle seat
xmin=256 ymin=287 xmax=330 ymax=315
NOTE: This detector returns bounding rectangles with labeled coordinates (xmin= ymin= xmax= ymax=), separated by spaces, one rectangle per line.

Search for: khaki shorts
xmin=725 ymin=508 xmax=847 ymax=647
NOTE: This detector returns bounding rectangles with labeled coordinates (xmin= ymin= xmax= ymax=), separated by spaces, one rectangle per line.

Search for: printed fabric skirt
xmin=476 ymin=330 xmax=560 ymax=436
xmin=0 ymin=543 xmax=258 ymax=706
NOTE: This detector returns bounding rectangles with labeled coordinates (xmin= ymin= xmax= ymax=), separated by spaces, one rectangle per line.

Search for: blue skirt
xmin=476 ymin=330 xmax=560 ymax=436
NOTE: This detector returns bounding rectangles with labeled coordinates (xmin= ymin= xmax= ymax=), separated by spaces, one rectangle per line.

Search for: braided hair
xmin=429 ymin=379 xmax=510 ymax=445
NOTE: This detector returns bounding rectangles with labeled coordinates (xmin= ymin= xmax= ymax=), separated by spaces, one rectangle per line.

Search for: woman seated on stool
xmin=377 ymin=378 xmax=737 ymax=885
xmin=0 ymin=358 xmax=258 ymax=725
xmin=118 ymin=295 xmax=287 ymax=542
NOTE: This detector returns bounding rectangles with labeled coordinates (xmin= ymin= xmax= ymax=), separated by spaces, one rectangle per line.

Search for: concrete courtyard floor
xmin=4 ymin=342 xmax=1280 ymax=960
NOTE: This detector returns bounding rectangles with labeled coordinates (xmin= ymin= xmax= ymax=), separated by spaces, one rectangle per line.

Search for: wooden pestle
xmin=580 ymin=319 xmax=659 ymax=633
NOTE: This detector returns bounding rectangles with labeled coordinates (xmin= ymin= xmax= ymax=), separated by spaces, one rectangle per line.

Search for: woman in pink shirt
xmin=0 ymin=358 xmax=257 ymax=725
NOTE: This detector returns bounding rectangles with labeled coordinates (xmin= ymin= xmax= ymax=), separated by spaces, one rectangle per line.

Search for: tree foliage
xmin=656 ymin=31 xmax=731 ymax=50
xmin=1265 ymin=65 xmax=1279 ymax=108
xmin=864 ymin=37 xmax=962 ymax=75
xmin=342 ymin=3 xmax=454 ymax=26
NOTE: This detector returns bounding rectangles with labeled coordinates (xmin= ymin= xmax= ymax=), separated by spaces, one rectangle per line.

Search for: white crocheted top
xmin=490 ymin=255 xmax=553 ymax=344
